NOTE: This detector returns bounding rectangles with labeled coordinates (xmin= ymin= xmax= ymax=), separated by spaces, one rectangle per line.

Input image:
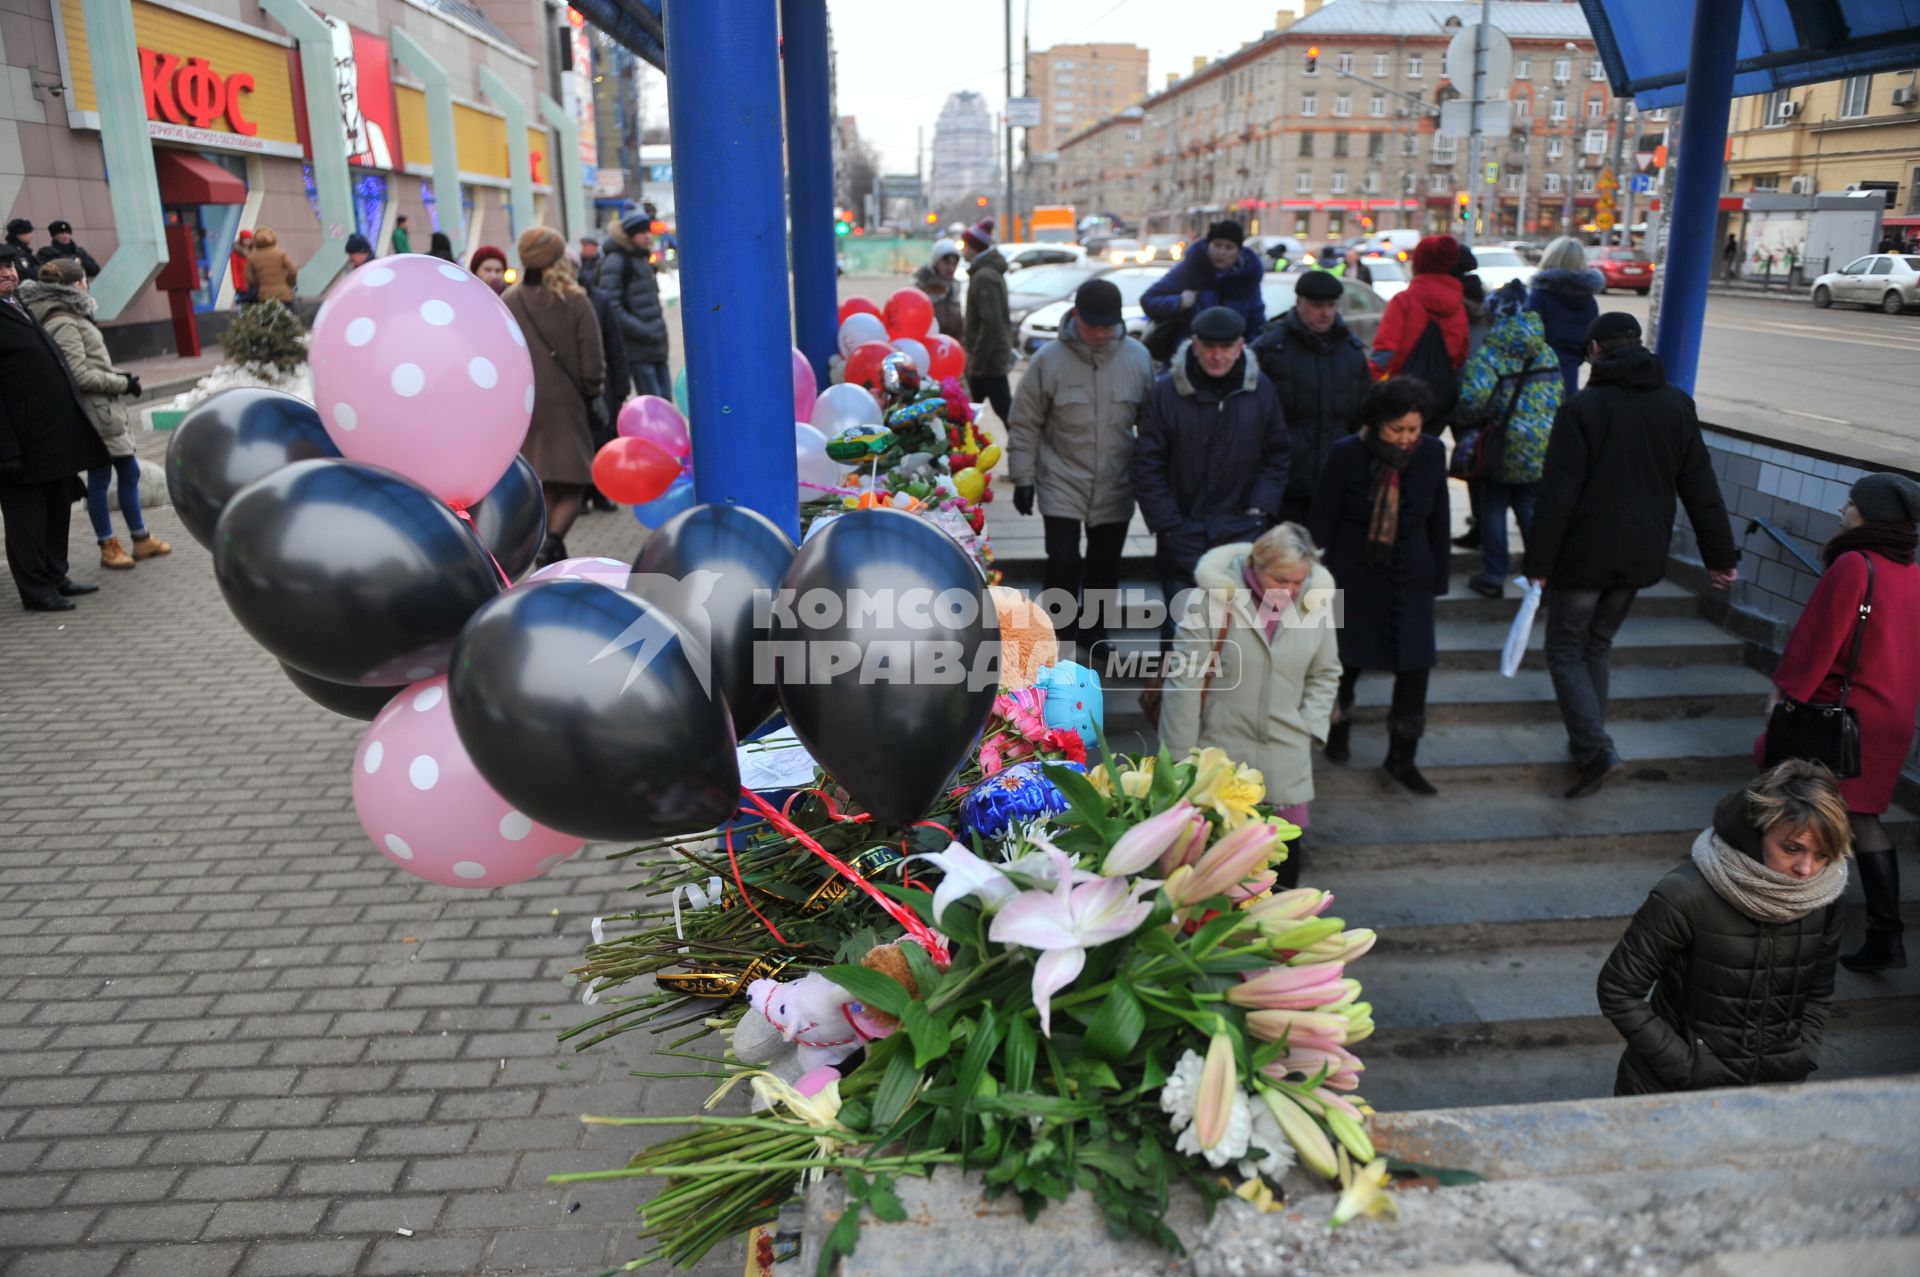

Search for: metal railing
xmin=1744 ymin=516 xmax=1822 ymax=575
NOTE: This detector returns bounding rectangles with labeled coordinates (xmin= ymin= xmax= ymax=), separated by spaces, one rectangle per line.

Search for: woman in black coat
xmin=1308 ymin=377 xmax=1450 ymax=794
xmin=1598 ymin=760 xmax=1850 ymax=1096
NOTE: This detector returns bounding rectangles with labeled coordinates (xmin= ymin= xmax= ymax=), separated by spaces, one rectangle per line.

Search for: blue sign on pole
xmin=1631 ymin=174 xmax=1653 ymax=194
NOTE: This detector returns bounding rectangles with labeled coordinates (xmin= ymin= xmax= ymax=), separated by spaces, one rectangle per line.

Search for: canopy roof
xmin=1581 ymin=0 xmax=1920 ymax=108
xmin=567 ymin=0 xmax=664 ymax=69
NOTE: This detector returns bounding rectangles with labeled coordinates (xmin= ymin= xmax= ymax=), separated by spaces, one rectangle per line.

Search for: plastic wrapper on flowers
xmin=554 ymin=743 xmax=1398 ymax=1272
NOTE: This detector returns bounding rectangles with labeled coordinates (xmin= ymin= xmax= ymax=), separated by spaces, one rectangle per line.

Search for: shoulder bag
xmin=508 ymin=290 xmax=609 ymax=432
xmin=1763 ymin=552 xmax=1873 ymax=779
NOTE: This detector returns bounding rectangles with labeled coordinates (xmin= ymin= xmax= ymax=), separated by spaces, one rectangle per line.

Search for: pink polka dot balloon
xmin=310 ymin=255 xmax=537 ymax=509
xmin=528 ymin=556 xmax=632 ymax=588
xmin=352 ymin=675 xmax=583 ymax=888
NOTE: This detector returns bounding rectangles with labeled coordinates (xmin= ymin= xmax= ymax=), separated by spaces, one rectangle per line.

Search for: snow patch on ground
xmin=166 ymin=362 xmax=314 ymax=412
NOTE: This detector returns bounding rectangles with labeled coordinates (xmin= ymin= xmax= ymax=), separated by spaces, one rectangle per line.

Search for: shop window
xmin=1294 ymin=213 xmax=1310 ymax=236
xmin=164 ymin=152 xmax=247 ymax=313
xmin=1328 ymin=212 xmax=1344 ymax=236
xmin=354 ymin=173 xmax=389 ymax=245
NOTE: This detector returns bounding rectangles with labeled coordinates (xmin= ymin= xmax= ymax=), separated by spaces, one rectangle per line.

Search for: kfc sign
xmin=142 ymin=47 xmax=258 ymax=136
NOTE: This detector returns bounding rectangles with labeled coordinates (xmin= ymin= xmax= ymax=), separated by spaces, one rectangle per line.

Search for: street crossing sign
xmin=1597 ymin=169 xmax=1618 ymax=192
xmin=1594 ymin=211 xmax=1616 ymax=231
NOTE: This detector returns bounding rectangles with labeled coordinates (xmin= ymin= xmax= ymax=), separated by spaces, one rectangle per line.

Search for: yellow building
xmin=1025 ymin=43 xmax=1151 ymax=156
xmin=1726 ymin=71 xmax=1920 ymax=217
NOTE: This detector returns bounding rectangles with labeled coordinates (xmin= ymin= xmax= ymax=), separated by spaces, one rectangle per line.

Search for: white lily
xmin=988 ymin=849 xmax=1156 ymax=1036
xmin=913 ymin=842 xmax=1020 ymax=923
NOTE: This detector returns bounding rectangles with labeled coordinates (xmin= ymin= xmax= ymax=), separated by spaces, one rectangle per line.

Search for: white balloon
xmin=837 ymin=312 xmax=888 ymax=359
xmin=795 ymin=422 xmax=844 ymax=506
xmin=810 ymin=383 xmax=884 ymax=435
xmin=889 ymin=337 xmax=930 ymax=373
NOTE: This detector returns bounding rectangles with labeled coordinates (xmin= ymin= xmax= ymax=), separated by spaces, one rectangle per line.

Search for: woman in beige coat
xmin=244 ymin=227 xmax=298 ymax=303
xmin=23 ymin=258 xmax=171 ymax=570
xmin=503 ymin=225 xmax=605 ymax=565
xmin=1157 ymin=522 xmax=1342 ymax=887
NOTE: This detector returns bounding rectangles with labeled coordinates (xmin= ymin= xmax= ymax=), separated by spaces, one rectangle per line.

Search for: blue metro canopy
xmin=1581 ymin=0 xmax=1920 ymax=108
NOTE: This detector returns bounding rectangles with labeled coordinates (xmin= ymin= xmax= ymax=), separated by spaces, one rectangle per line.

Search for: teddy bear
xmin=729 ymin=943 xmax=925 ymax=1106
xmin=990 ymin=585 xmax=1060 ymax=691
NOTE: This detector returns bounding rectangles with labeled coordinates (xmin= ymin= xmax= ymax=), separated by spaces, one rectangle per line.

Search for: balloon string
xmin=450 ymin=505 xmax=514 ymax=589
xmin=898 ymin=820 xmax=953 ymax=892
xmin=724 ymin=812 xmax=792 ymax=947
xmin=740 ymin=788 xmax=948 ymax=965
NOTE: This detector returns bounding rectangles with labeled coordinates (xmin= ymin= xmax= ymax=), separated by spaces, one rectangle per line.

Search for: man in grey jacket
xmin=1008 ymin=278 xmax=1154 ymax=659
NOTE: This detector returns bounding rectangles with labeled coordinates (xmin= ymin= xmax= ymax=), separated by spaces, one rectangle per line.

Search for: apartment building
xmin=1726 ymin=71 xmax=1920 ymax=214
xmin=1025 ymin=43 xmax=1151 ymax=156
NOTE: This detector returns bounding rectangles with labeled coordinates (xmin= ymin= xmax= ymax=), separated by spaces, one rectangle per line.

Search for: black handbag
xmin=1142 ymin=318 xmax=1182 ymax=364
xmin=1763 ymin=552 xmax=1873 ymax=779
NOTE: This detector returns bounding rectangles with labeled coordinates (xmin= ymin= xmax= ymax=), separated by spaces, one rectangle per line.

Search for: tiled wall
xmin=1671 ymin=424 xmax=1920 ymax=786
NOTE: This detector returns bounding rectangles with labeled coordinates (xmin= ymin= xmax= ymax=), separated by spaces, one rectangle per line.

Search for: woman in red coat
xmin=1766 ymin=472 xmax=1920 ymax=972
xmin=1368 ymin=234 xmax=1469 ymax=383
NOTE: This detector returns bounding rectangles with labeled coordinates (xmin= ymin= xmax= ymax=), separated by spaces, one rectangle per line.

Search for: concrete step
xmin=1435 ymin=612 xmax=1744 ymax=671
xmin=1344 ymin=662 xmax=1772 ymax=725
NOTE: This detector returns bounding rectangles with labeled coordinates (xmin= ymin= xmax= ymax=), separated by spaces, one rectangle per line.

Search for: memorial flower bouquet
xmin=558 ymin=745 xmax=1390 ymax=1271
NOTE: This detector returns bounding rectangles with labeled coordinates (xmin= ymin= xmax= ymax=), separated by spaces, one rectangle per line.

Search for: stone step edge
xmin=1371 ymin=897 xmax=1920 ymax=954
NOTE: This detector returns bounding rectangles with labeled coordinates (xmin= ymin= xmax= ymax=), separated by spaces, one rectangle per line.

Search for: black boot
xmin=1382 ymin=715 xmax=1437 ymax=796
xmin=1841 ymin=849 xmax=1907 ymax=972
xmin=1451 ymin=519 xmax=1480 ymax=550
xmin=535 ymin=534 xmax=569 ymax=570
xmin=1275 ymin=837 xmax=1305 ymax=890
xmin=1324 ymin=719 xmax=1352 ymax=764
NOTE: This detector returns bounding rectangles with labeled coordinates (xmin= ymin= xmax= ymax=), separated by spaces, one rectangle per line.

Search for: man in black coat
xmin=34 ymin=220 xmax=102 ymax=279
xmin=0 ymin=245 xmax=112 ymax=611
xmin=599 ymin=211 xmax=670 ymax=399
xmin=1525 ymin=313 xmax=1738 ymax=798
xmin=1131 ymin=306 xmax=1290 ymax=632
xmin=1250 ymin=270 xmax=1370 ymax=525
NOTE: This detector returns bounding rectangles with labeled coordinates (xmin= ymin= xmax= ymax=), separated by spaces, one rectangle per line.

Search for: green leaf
xmin=822 ymin=964 xmax=912 ymax=1019
xmin=1003 ymin=1014 xmax=1037 ymax=1093
xmin=955 ymin=1006 xmax=1004 ymax=1105
xmin=935 ymin=899 xmax=987 ymax=952
xmin=871 ymin=1045 xmax=922 ymax=1128
xmin=899 ymin=940 xmax=943 ymax=1005
xmin=864 ymin=1171 xmax=908 ymax=1221
xmin=1067 ymin=1057 xmax=1121 ymax=1091
xmin=1043 ymin=762 xmax=1117 ymax=837
xmin=1081 ymin=983 xmax=1147 ymax=1063
xmin=902 ymin=1002 xmax=951 ymax=1069
xmin=818 ymin=1206 xmax=862 ymax=1277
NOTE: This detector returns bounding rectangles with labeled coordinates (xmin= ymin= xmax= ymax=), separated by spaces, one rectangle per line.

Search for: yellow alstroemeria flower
xmin=1186 ymin=748 xmax=1266 ymax=830
xmin=1329 ymin=1156 xmax=1398 ymax=1226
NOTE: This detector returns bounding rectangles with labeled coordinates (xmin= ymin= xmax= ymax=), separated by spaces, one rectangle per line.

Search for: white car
xmin=1357 ymin=255 xmax=1410 ymax=301
xmin=1465 ymin=245 xmax=1535 ymax=293
xmin=1810 ymin=253 xmax=1920 ymax=314
xmin=1018 ymin=266 xmax=1161 ymax=355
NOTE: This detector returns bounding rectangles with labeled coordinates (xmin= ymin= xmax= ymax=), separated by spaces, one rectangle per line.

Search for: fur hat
xmin=517 ymin=226 xmax=565 ymax=272
xmin=1411 ymin=234 xmax=1460 ymax=275
xmin=47 ymin=220 xmax=72 ymax=237
xmin=1206 ymin=220 xmax=1245 ymax=247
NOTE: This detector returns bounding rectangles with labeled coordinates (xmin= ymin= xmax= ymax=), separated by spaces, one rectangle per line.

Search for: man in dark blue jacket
xmin=600 ymin=211 xmax=671 ymax=399
xmin=1250 ymin=269 xmax=1370 ymax=525
xmin=1140 ymin=221 xmax=1267 ymax=351
xmin=1130 ymin=307 xmax=1290 ymax=631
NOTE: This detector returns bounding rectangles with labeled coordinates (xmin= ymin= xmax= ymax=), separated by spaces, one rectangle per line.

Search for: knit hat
xmin=1487 ymin=278 xmax=1529 ymax=320
xmin=1073 ymin=278 xmax=1125 ymax=327
xmin=931 ymin=237 xmax=961 ymax=263
xmin=48 ymin=220 xmax=72 ymax=237
xmin=517 ymin=226 xmax=565 ymax=272
xmin=1206 ymin=220 xmax=1245 ymax=247
xmin=1411 ymin=234 xmax=1460 ymax=275
xmin=6 ymin=218 xmax=30 ymax=237
xmin=344 ymin=233 xmax=373 ymax=255
xmin=620 ymin=209 xmax=652 ymax=236
xmin=468 ymin=244 xmax=508 ymax=274
xmin=961 ymin=218 xmax=995 ymax=252
xmin=1295 ymin=270 xmax=1343 ymax=301
xmin=1190 ymin=306 xmax=1246 ymax=342
xmin=1584 ymin=311 xmax=1642 ymax=348
xmin=1850 ymin=472 xmax=1920 ymax=526
xmin=1453 ymin=245 xmax=1479 ymax=276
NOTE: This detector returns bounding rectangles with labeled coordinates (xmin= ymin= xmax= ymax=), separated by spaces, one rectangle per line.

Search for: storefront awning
xmin=1883 ymin=215 xmax=1920 ymax=229
xmin=155 ymin=149 xmax=246 ymax=205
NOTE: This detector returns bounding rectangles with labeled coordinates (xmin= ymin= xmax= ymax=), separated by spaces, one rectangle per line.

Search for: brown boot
xmin=131 ymin=533 xmax=172 ymax=560
xmin=100 ymin=538 xmax=135 ymax=570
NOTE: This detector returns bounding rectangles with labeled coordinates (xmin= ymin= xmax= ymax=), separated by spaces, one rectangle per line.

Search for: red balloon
xmin=839 ymin=297 xmax=882 ymax=325
xmin=843 ymin=341 xmax=895 ymax=395
xmin=925 ymin=334 xmax=966 ymax=381
xmin=592 ymin=437 xmax=680 ymax=505
xmin=883 ymin=288 xmax=935 ymax=341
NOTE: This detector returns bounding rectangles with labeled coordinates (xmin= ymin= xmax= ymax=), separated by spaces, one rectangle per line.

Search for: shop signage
xmin=141 ymin=48 xmax=258 ymax=135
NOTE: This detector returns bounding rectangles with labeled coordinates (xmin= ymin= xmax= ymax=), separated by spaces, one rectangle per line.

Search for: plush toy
xmin=1038 ymin=660 xmax=1103 ymax=742
xmin=990 ymin=585 xmax=1059 ymax=690
xmin=730 ymin=943 xmax=925 ymax=1106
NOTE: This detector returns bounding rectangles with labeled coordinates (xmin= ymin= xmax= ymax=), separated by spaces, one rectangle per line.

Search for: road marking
xmin=1707 ymin=320 xmax=1920 ymax=354
xmin=1744 ymin=317 xmax=1920 ymax=341
xmin=1779 ymin=408 xmax=1851 ymax=425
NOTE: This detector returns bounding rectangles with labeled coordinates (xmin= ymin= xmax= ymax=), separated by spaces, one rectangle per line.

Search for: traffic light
xmin=977 ymin=196 xmax=989 ymax=207
xmin=1359 ymin=215 xmax=1374 ymax=230
xmin=1456 ymin=191 xmax=1471 ymax=222
xmin=834 ymin=216 xmax=851 ymax=237
xmin=925 ymin=212 xmax=938 ymax=225
xmin=1305 ymin=45 xmax=1319 ymax=74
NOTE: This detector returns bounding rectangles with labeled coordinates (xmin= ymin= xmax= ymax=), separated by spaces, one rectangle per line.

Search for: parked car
xmin=998 ymin=242 xmax=1087 ymax=271
xmin=1356 ymin=254 xmax=1409 ymax=300
xmin=1018 ymin=265 xmax=1161 ymax=355
xmin=1144 ymin=233 xmax=1187 ymax=262
xmin=1504 ymin=240 xmax=1546 ymax=264
xmin=1261 ymin=273 xmax=1387 ymax=348
xmin=1810 ymin=253 xmax=1920 ymax=314
xmin=1004 ymin=260 xmax=1106 ymax=328
xmin=1593 ymin=246 xmax=1654 ymax=295
xmin=1464 ymin=245 xmax=1535 ymax=293
xmin=1372 ymin=229 xmax=1422 ymax=260
xmin=1097 ymin=238 xmax=1148 ymax=264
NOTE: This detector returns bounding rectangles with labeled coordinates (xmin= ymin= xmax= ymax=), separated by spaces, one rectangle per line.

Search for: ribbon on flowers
xmin=739 ymin=788 xmax=950 ymax=964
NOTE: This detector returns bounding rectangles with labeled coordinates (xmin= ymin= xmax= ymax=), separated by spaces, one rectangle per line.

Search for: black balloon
xmin=773 ymin=508 xmax=998 ymax=825
xmin=280 ymin=663 xmax=403 ymax=720
xmin=448 ymin=580 xmax=741 ymax=841
xmin=466 ymin=455 xmax=547 ymax=582
xmin=631 ymin=503 xmax=797 ymax=737
xmin=165 ymin=388 xmax=341 ymax=549
xmin=212 ymin=459 xmax=503 ymax=686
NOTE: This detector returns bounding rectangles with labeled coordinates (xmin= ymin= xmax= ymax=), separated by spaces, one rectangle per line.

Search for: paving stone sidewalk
xmin=0 ymin=439 xmax=736 ymax=1277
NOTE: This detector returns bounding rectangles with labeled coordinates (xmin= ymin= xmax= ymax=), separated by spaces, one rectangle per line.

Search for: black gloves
xmin=122 ymin=374 xmax=143 ymax=398
xmin=1014 ymin=485 xmax=1035 ymax=516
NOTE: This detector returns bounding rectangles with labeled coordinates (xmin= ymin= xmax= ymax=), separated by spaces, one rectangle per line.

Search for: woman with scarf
xmin=1308 ymin=377 xmax=1450 ymax=794
xmin=1599 ymin=759 xmax=1852 ymax=1095
xmin=1762 ymin=473 xmax=1920 ymax=973
xmin=1158 ymin=523 xmax=1343 ymax=887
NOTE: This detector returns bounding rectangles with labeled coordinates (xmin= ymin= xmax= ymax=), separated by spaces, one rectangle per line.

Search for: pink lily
xmin=1225 ymin=962 xmax=1348 ymax=1010
xmin=1160 ymin=812 xmax=1215 ymax=874
xmin=1244 ymin=1010 xmax=1352 ymax=1049
xmin=1194 ymin=1031 xmax=1237 ymax=1152
xmin=1170 ymin=823 xmax=1282 ymax=905
xmin=1243 ymin=888 xmax=1335 ymax=927
xmin=1263 ymin=1045 xmax=1365 ymax=1091
xmin=1288 ymin=928 xmax=1377 ymax=966
xmin=988 ymin=849 xmax=1156 ymax=1036
xmin=1227 ymin=871 xmax=1278 ymax=902
xmin=1102 ymin=800 xmax=1202 ymax=877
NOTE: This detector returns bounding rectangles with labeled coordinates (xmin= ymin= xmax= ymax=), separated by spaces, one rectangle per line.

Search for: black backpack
xmin=1398 ymin=319 xmax=1459 ymax=433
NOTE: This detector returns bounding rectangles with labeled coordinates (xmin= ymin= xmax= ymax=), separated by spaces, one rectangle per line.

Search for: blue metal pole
xmin=1653 ymin=0 xmax=1742 ymax=394
xmin=780 ymin=0 xmax=839 ymax=390
xmin=665 ymin=0 xmax=800 ymax=536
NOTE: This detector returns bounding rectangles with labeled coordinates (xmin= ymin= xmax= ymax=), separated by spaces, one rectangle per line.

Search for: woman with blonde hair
xmin=243 ymin=226 xmax=297 ymax=304
xmin=1158 ymin=521 xmax=1342 ymax=887
xmin=503 ymin=225 xmax=604 ymax=565
xmin=1597 ymin=759 xmax=1851 ymax=1096
xmin=1524 ymin=236 xmax=1603 ymax=398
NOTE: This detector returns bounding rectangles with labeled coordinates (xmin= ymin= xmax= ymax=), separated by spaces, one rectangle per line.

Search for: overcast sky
xmin=825 ymin=0 xmax=1313 ymax=172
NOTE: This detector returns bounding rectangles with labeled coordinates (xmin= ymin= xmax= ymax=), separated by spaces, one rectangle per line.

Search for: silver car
xmin=1810 ymin=253 xmax=1920 ymax=315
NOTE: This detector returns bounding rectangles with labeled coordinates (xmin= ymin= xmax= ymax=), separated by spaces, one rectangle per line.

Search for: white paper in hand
xmin=1501 ymin=579 xmax=1542 ymax=679
xmin=736 ymin=727 xmax=819 ymax=792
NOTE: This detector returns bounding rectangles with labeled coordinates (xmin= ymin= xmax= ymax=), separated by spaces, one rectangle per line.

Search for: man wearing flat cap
xmin=1526 ymin=311 xmax=1738 ymax=798
xmin=1140 ymin=220 xmax=1267 ymax=354
xmin=1131 ymin=306 xmax=1290 ymax=628
xmin=1007 ymin=278 xmax=1154 ymax=661
xmin=1251 ymin=269 xmax=1370 ymax=525
xmin=34 ymin=220 xmax=101 ymax=278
